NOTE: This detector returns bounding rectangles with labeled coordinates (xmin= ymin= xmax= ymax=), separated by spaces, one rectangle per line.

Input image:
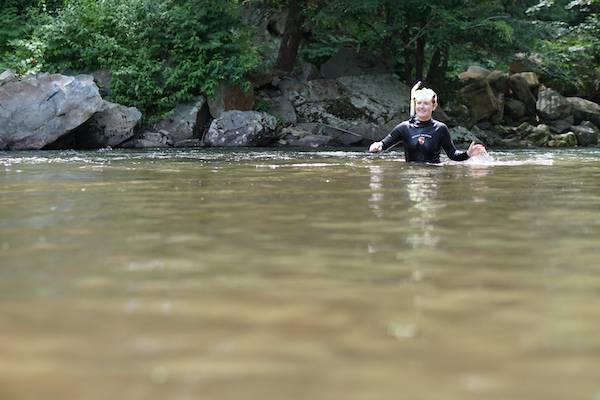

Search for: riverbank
xmin=1 ymin=54 xmax=599 ymax=151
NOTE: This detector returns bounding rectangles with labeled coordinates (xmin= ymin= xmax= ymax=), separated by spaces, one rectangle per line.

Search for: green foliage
xmin=300 ymin=35 xmax=359 ymax=67
xmin=2 ymin=0 xmax=261 ymax=120
xmin=2 ymin=0 xmax=599 ymax=116
xmin=523 ymin=0 xmax=600 ymax=94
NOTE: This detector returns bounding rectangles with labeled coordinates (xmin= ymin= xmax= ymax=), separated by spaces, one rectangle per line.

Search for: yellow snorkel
xmin=409 ymin=80 xmax=421 ymax=121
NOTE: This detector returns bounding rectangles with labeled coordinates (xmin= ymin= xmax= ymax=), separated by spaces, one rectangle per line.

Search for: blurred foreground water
xmin=1 ymin=148 xmax=599 ymax=400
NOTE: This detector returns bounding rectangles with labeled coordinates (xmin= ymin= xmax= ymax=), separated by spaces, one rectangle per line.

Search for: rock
xmin=505 ymin=99 xmax=527 ymax=119
xmin=508 ymin=73 xmax=537 ymax=115
xmin=566 ymin=96 xmax=600 ymax=126
xmin=449 ymin=126 xmax=480 ymax=145
xmin=0 ymin=73 xmax=103 ymax=150
xmin=92 ymin=68 xmax=112 ymax=94
xmin=155 ymin=96 xmax=210 ymax=144
xmin=277 ymin=126 xmax=332 ymax=147
xmin=459 ymin=81 xmax=499 ymax=127
xmin=284 ymin=78 xmax=347 ymax=105
xmin=527 ymin=124 xmax=553 ymax=146
xmin=570 ymin=121 xmax=599 ymax=146
xmin=288 ymin=134 xmax=332 ymax=147
xmin=296 ymin=62 xmax=323 ymax=81
xmin=266 ymin=95 xmax=297 ymax=124
xmin=549 ymin=119 xmax=572 ymax=134
xmin=248 ymin=68 xmax=275 ymax=88
xmin=516 ymin=122 xmax=535 ymax=138
xmin=458 ymin=65 xmax=492 ymax=81
xmin=320 ymin=48 xmax=395 ymax=79
xmin=486 ymin=70 xmax=510 ymax=94
xmin=173 ymin=138 xmax=203 ymax=148
xmin=471 ymin=124 xmax=503 ymax=147
xmin=337 ymin=74 xmax=410 ymax=124
xmin=208 ymin=80 xmax=255 ymax=118
xmin=70 ymin=100 xmax=141 ymax=149
xmin=119 ymin=138 xmax=163 ymax=149
xmin=489 ymin=92 xmax=505 ymax=124
xmin=444 ymin=102 xmax=471 ymax=124
xmin=283 ymin=74 xmax=410 ymax=143
xmin=537 ymin=88 xmax=571 ymax=120
xmin=120 ymin=130 xmax=172 ymax=148
xmin=520 ymin=72 xmax=540 ymax=88
xmin=204 ymin=110 xmax=277 ymax=147
xmin=0 ymin=69 xmax=17 ymax=86
xmin=547 ymin=132 xmax=577 ymax=147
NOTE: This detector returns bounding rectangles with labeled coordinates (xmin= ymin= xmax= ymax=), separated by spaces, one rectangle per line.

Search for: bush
xmin=32 ymin=0 xmax=260 ymax=120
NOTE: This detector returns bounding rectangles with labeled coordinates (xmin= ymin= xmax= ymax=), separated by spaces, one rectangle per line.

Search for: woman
xmin=369 ymin=87 xmax=486 ymax=163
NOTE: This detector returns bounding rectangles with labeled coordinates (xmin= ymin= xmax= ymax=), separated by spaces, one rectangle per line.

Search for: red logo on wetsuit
xmin=412 ymin=133 xmax=431 ymax=145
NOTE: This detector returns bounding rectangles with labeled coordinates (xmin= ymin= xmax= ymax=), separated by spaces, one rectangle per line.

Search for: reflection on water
xmin=1 ymin=148 xmax=600 ymax=400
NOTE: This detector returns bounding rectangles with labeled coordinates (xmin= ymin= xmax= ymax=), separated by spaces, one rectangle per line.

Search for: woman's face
xmin=415 ymin=96 xmax=437 ymax=121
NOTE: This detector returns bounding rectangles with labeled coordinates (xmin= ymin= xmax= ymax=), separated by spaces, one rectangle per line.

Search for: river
xmin=1 ymin=148 xmax=599 ymax=400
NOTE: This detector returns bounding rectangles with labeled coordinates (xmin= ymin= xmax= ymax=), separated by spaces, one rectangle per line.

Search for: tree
xmin=304 ymin=0 xmax=523 ymax=88
xmin=22 ymin=0 xmax=261 ymax=118
xmin=275 ymin=0 xmax=306 ymax=72
xmin=519 ymin=0 xmax=600 ymax=95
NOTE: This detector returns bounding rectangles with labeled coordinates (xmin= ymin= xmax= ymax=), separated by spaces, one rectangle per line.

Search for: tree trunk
xmin=402 ymin=27 xmax=412 ymax=83
xmin=275 ymin=0 xmax=305 ymax=72
xmin=415 ymin=35 xmax=425 ymax=82
xmin=381 ymin=3 xmax=394 ymax=59
xmin=426 ymin=45 xmax=450 ymax=88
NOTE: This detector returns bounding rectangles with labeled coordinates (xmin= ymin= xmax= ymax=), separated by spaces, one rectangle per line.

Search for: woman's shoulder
xmin=430 ymin=118 xmax=448 ymax=127
xmin=430 ymin=118 xmax=450 ymax=131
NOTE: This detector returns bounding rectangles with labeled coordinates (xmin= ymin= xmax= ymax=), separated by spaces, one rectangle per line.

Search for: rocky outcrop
xmin=0 ymin=69 xmax=17 ymax=86
xmin=204 ymin=110 xmax=277 ymax=147
xmin=66 ymin=100 xmax=141 ymax=149
xmin=155 ymin=96 xmax=211 ymax=144
xmin=0 ymin=72 xmax=146 ymax=150
xmin=3 ymin=56 xmax=600 ymax=151
xmin=567 ymin=96 xmax=600 ymax=127
xmin=0 ymin=73 xmax=104 ymax=150
xmin=278 ymin=73 xmax=410 ymax=145
xmin=454 ymin=65 xmax=599 ymax=148
xmin=537 ymin=88 xmax=571 ymax=120
xmin=208 ymin=80 xmax=255 ymax=119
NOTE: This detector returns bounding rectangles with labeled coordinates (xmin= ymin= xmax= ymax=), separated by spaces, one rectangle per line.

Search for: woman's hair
xmin=414 ymin=88 xmax=438 ymax=104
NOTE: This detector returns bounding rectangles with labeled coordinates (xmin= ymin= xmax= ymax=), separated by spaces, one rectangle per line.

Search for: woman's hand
xmin=369 ymin=142 xmax=383 ymax=152
xmin=467 ymin=141 xmax=486 ymax=157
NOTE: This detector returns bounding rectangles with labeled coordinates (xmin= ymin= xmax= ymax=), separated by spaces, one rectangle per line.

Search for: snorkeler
xmin=369 ymin=87 xmax=486 ymax=163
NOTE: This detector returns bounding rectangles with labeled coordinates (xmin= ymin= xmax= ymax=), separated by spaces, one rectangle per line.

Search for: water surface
xmin=1 ymin=148 xmax=599 ymax=400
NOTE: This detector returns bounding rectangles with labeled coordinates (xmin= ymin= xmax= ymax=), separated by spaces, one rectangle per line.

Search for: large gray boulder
xmin=0 ymin=73 xmax=103 ymax=150
xmin=537 ymin=88 xmax=572 ymax=120
xmin=508 ymin=73 xmax=537 ymax=115
xmin=459 ymin=81 xmax=499 ymax=127
xmin=204 ymin=110 xmax=277 ymax=147
xmin=570 ymin=121 xmax=599 ymax=146
xmin=69 ymin=100 xmax=141 ymax=149
xmin=154 ymin=96 xmax=210 ymax=145
xmin=0 ymin=69 xmax=17 ymax=86
xmin=567 ymin=96 xmax=600 ymax=127
xmin=282 ymin=74 xmax=411 ymax=143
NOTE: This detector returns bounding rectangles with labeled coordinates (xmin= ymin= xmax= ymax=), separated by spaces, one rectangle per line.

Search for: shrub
xmin=35 ymin=0 xmax=261 ymax=120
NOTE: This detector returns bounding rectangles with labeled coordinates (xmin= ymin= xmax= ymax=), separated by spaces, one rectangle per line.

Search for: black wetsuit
xmin=380 ymin=119 xmax=469 ymax=163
